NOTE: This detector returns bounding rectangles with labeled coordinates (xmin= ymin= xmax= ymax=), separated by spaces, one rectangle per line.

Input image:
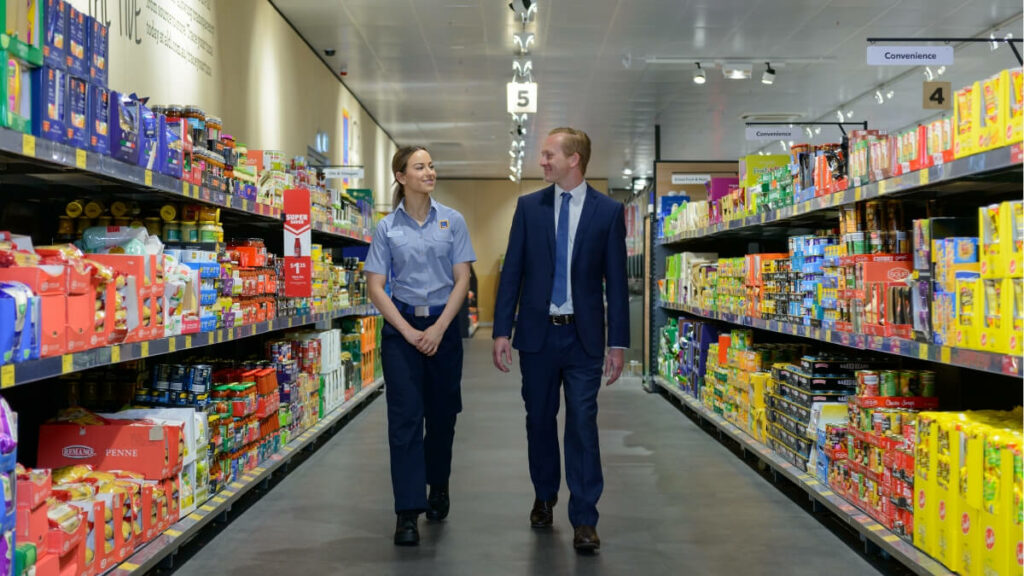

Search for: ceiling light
xmin=509 ymin=174 xmax=517 ymax=182
xmin=814 ymin=127 xmax=821 ymax=135
xmin=923 ymin=66 xmax=934 ymax=81
xmin=513 ymin=32 xmax=535 ymax=55
xmin=805 ymin=127 xmax=814 ymax=138
xmin=886 ymin=89 xmax=895 ymax=100
xmin=693 ymin=63 xmax=706 ymax=85
xmin=722 ymin=62 xmax=752 ymax=80
xmin=779 ymin=141 xmax=788 ymax=151
xmin=836 ymin=110 xmax=845 ymax=122
xmin=875 ymin=90 xmax=884 ymax=104
xmin=761 ymin=62 xmax=776 ymax=85
xmin=622 ymin=52 xmax=632 ymax=69
xmin=846 ymin=110 xmax=854 ymax=119
xmin=509 ymin=149 xmax=516 ymax=158
xmin=937 ymin=65 xmax=946 ymax=76
xmin=622 ymin=167 xmax=633 ymax=176
xmin=990 ymin=33 xmax=1000 ymax=51
xmin=513 ymin=59 xmax=533 ymax=78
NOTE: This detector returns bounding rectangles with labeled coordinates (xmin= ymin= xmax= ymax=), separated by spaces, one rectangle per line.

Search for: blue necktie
xmin=552 ymin=192 xmax=571 ymax=307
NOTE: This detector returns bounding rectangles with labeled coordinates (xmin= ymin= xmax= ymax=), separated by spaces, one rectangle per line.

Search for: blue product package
xmin=137 ymin=103 xmax=158 ymax=169
xmin=87 ymin=17 xmax=108 ymax=86
xmin=159 ymin=114 xmax=183 ymax=178
xmin=88 ymin=83 xmax=109 ymax=155
xmin=109 ymin=91 xmax=139 ymax=164
xmin=43 ymin=0 xmax=67 ymax=70
xmin=65 ymin=75 xmax=88 ymax=148
xmin=30 ymin=66 xmax=65 ymax=142
xmin=65 ymin=6 xmax=87 ymax=77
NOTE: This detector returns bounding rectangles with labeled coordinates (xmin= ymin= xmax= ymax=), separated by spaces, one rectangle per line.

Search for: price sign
xmin=283 ymin=188 xmax=312 ymax=297
xmin=923 ymin=81 xmax=952 ymax=110
xmin=76 ymin=148 xmax=87 ymax=169
xmin=506 ymin=82 xmax=538 ymax=114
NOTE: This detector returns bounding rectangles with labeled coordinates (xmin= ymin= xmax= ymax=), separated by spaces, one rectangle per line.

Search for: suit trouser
xmin=381 ymin=313 xmax=463 ymax=514
xmin=519 ymin=322 xmax=603 ymax=527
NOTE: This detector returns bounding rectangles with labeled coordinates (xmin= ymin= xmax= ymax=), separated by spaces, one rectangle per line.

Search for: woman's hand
xmin=402 ymin=327 xmax=425 ymax=348
xmin=416 ymin=323 xmax=445 ymax=356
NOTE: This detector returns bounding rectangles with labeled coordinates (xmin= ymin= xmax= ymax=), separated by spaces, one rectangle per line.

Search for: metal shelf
xmin=311 ymin=222 xmax=373 ymax=245
xmin=658 ymin=300 xmax=1022 ymax=378
xmin=105 ymin=377 xmax=385 ymax=575
xmin=653 ymin=376 xmax=954 ymax=576
xmin=1 ymin=304 xmax=378 ymax=389
xmin=658 ymin=143 xmax=1023 ymax=246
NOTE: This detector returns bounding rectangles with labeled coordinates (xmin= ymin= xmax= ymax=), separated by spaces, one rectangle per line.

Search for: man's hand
xmin=603 ymin=348 xmax=624 ymax=386
xmin=416 ymin=323 xmax=445 ymax=356
xmin=493 ymin=337 xmax=513 ymax=372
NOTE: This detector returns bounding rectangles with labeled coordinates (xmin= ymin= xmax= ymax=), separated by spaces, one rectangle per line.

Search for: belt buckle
xmin=415 ymin=305 xmax=430 ymax=317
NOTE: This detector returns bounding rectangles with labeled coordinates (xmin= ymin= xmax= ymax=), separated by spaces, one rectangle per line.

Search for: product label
xmin=66 ymin=7 xmax=87 ymax=76
xmin=67 ymin=77 xmax=88 ymax=148
xmin=90 ymin=85 xmax=110 ymax=154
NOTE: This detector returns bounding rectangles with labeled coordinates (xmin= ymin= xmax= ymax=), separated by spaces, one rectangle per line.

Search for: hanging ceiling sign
xmin=323 ymin=167 xmax=364 ymax=179
xmin=745 ymin=126 xmax=801 ymax=141
xmin=671 ymin=174 xmax=711 ymax=185
xmin=867 ymin=46 xmax=954 ymax=66
xmin=507 ymin=82 xmax=538 ymax=114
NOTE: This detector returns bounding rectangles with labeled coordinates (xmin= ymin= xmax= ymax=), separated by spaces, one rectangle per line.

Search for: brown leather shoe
xmin=529 ymin=497 xmax=557 ymax=528
xmin=573 ymin=525 xmax=600 ymax=552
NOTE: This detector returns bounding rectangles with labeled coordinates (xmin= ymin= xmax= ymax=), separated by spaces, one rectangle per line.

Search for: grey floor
xmin=172 ymin=329 xmax=881 ymax=576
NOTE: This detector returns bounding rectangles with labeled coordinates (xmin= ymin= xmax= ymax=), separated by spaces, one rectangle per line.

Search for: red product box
xmin=0 ymin=266 xmax=67 ymax=294
xmin=17 ymin=502 xmax=49 ymax=549
xmin=17 ymin=470 xmax=53 ymax=509
xmin=34 ymin=552 xmax=59 ymax=576
xmin=37 ymin=419 xmax=184 ymax=480
xmin=47 ymin=508 xmax=87 ymax=557
xmin=76 ymin=494 xmax=134 ymax=576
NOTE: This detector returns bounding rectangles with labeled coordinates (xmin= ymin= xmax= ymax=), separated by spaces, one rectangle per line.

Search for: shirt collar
xmin=555 ymin=181 xmax=587 ymax=201
xmin=396 ymin=197 xmax=439 ymax=220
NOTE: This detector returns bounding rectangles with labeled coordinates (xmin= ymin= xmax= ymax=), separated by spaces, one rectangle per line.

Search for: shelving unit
xmin=104 ymin=377 xmax=385 ymax=575
xmin=1 ymin=304 xmax=377 ymax=389
xmin=658 ymin=301 xmax=1022 ymax=377
xmin=0 ymin=127 xmax=374 ymax=241
xmin=658 ymin=143 xmax=1022 ymax=244
xmin=654 ymin=376 xmax=952 ymax=576
xmin=646 ymin=142 xmax=1023 ymax=575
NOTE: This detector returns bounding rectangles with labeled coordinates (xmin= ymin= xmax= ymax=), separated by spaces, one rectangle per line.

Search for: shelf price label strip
xmin=659 ymin=302 xmax=1021 ymax=377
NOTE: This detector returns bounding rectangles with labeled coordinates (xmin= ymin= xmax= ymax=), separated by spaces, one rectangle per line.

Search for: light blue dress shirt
xmin=549 ymin=181 xmax=586 ymax=315
xmin=365 ymin=198 xmax=476 ymax=307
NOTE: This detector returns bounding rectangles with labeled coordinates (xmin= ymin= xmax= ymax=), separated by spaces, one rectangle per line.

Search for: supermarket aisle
xmin=172 ymin=330 xmax=881 ymax=576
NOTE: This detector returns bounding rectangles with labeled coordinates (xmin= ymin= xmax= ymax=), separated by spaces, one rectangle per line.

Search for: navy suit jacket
xmin=494 ymin=184 xmax=629 ymax=358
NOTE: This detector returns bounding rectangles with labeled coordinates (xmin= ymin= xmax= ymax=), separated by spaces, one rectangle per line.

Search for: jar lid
xmin=206 ymin=116 xmax=222 ymax=125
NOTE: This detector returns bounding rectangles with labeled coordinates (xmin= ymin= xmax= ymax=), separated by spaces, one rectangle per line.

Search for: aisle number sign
xmin=923 ymin=81 xmax=952 ymax=110
xmin=507 ymin=82 xmax=538 ymax=114
xmin=283 ymin=188 xmax=312 ymax=298
xmin=867 ymin=46 xmax=954 ymax=66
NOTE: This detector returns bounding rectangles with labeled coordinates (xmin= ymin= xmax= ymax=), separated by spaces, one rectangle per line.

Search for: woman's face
xmin=398 ymin=150 xmax=436 ymax=196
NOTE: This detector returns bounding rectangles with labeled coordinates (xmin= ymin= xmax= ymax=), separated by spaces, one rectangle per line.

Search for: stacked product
xmin=978 ymin=201 xmax=1023 ymax=355
xmin=766 ymin=357 xmax=855 ymax=471
xmin=656 ymin=318 xmax=719 ymax=400
xmin=915 ymin=409 xmax=1022 ymax=575
xmin=789 ymin=234 xmax=839 ymax=325
xmin=744 ymin=253 xmax=787 ymax=318
xmin=759 ymin=255 xmax=798 ymax=323
xmin=820 ymin=244 xmax=844 ymax=329
xmin=714 ymin=258 xmax=745 ymax=315
xmin=828 ymin=370 xmax=939 ymax=541
xmin=223 ymin=238 xmax=277 ymax=328
xmin=955 ymin=68 xmax=1023 ymax=159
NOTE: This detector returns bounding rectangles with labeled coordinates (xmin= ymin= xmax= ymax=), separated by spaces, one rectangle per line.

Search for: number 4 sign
xmin=923 ymin=81 xmax=952 ymax=110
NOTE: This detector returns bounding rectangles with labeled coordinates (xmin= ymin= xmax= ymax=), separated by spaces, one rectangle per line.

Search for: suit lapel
xmin=541 ymin=186 xmax=556 ymax=264
xmin=571 ymin=186 xmax=598 ymax=267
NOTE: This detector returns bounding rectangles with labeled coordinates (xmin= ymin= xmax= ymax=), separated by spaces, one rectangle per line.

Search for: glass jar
xmin=183 ymin=106 xmax=206 ymax=148
xmin=162 ymin=221 xmax=182 ymax=243
xmin=180 ymin=221 xmax=198 ymax=243
xmin=164 ymin=105 xmax=183 ymax=121
xmin=205 ymin=116 xmax=222 ymax=146
xmin=180 ymin=204 xmax=200 ymax=223
xmin=144 ymin=217 xmax=162 ymax=236
xmin=56 ymin=216 xmax=75 ymax=241
xmin=65 ymin=199 xmax=85 ymax=218
xmin=75 ymin=218 xmax=92 ymax=238
xmin=197 ymin=205 xmax=219 ymax=223
xmin=199 ymin=220 xmax=218 ymax=244
xmin=84 ymin=200 xmax=105 ymax=219
xmin=159 ymin=204 xmax=177 ymax=222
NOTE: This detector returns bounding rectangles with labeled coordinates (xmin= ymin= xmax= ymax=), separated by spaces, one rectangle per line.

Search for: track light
xmin=814 ymin=127 xmax=821 ymax=135
xmin=990 ymin=33 xmax=1000 ymax=51
xmin=937 ymin=65 xmax=946 ymax=76
xmin=622 ymin=167 xmax=633 ymax=176
xmin=836 ymin=110 xmax=845 ymax=122
xmin=923 ymin=66 xmax=934 ymax=81
xmin=875 ymin=90 xmax=884 ymax=104
xmin=761 ymin=62 xmax=776 ymax=85
xmin=693 ymin=63 xmax=706 ymax=85
xmin=805 ymin=127 xmax=814 ymax=139
xmin=722 ymin=62 xmax=752 ymax=80
xmin=846 ymin=110 xmax=854 ymax=119
xmin=513 ymin=32 xmax=535 ymax=55
xmin=886 ymin=89 xmax=895 ymax=100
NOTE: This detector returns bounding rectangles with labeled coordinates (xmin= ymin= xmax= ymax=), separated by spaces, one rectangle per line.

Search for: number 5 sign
xmin=507 ymin=82 xmax=538 ymax=113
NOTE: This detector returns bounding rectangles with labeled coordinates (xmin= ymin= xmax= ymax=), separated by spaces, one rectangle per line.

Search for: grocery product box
xmin=0 ymin=49 xmax=35 ymax=134
xmin=103 ymin=407 xmax=206 ymax=466
xmin=954 ymin=272 xmax=982 ymax=350
xmin=915 ymin=414 xmax=938 ymax=556
xmin=978 ymin=71 xmax=1007 ymax=152
xmin=37 ymin=419 xmax=184 ymax=480
xmin=109 ymin=91 xmax=139 ymax=164
xmin=65 ymin=74 xmax=87 ymax=148
xmin=88 ymin=83 xmax=109 ymax=155
xmin=979 ymin=201 xmax=1022 ymax=279
xmin=64 ymin=5 xmax=86 ymax=76
xmin=954 ymin=82 xmax=980 ymax=159
xmin=43 ymin=0 xmax=67 ymax=70
xmin=739 ymin=154 xmax=789 ymax=189
xmin=86 ymin=16 xmax=107 ymax=86
xmin=1007 ymin=68 xmax=1022 ymax=145
xmin=31 ymin=65 xmax=64 ymax=142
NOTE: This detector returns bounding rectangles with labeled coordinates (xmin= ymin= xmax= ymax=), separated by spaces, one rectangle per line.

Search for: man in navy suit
xmin=492 ymin=127 xmax=629 ymax=553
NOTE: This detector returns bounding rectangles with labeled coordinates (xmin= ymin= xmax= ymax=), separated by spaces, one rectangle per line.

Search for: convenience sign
xmin=867 ymin=46 xmax=954 ymax=66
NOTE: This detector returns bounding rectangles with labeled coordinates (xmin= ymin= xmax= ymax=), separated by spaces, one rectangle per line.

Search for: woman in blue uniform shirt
xmin=365 ymin=146 xmax=476 ymax=546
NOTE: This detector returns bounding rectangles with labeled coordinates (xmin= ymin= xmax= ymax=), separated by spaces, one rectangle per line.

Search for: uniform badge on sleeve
xmin=439 ymin=220 xmax=450 ymax=230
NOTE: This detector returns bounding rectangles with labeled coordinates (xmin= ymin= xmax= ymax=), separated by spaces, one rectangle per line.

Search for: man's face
xmin=540 ymin=134 xmax=576 ymax=185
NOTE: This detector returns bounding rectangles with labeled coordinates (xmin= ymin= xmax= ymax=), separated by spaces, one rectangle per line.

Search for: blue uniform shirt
xmin=364 ymin=198 xmax=476 ymax=307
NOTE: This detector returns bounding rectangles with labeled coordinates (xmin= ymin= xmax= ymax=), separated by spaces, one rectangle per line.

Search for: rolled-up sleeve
xmin=451 ymin=212 xmax=476 ymax=264
xmin=364 ymin=220 xmax=391 ymax=276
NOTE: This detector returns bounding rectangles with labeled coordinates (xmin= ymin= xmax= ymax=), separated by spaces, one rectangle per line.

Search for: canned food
xmin=880 ymin=370 xmax=899 ymax=397
xmin=919 ymin=370 xmax=936 ymax=397
xmin=899 ymin=370 xmax=918 ymax=397
xmin=857 ymin=370 xmax=880 ymax=397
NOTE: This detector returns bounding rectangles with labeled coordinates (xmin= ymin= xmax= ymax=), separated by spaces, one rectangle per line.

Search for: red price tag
xmin=284 ymin=256 xmax=312 ymax=297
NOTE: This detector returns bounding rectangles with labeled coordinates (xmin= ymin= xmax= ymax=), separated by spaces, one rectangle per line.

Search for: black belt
xmin=393 ymin=299 xmax=445 ymax=317
xmin=549 ymin=314 xmax=575 ymax=326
